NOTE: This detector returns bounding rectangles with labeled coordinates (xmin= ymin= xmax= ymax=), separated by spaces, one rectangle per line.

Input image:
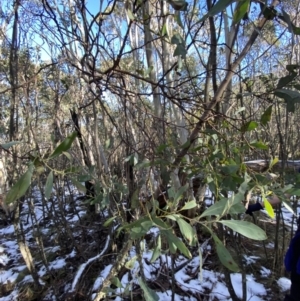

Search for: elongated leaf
xmin=233 ymin=0 xmax=250 ymax=24
xmin=162 ymin=230 xmax=192 ymax=258
xmin=174 ymin=44 xmax=187 ymax=58
xmin=49 ymin=132 xmax=77 ymax=159
xmin=174 ymin=11 xmax=184 ymax=29
xmin=176 ymin=216 xmax=194 ymax=245
xmin=260 ymin=105 xmax=272 ymax=125
xmin=167 ymin=0 xmax=188 ymax=11
xmin=270 ymin=157 xmax=279 ymax=169
xmin=275 ymin=89 xmax=300 ymax=113
xmin=138 ymin=277 xmax=159 ymax=301
xmin=150 ymin=235 xmax=161 ymax=263
xmin=125 ymin=256 xmax=137 ymax=270
xmin=263 ymin=197 xmax=275 ymax=218
xmin=200 ymin=197 xmax=229 ymax=218
xmin=202 ymin=0 xmax=234 ymax=20
xmin=103 ymin=216 xmax=117 ymax=227
xmin=6 ymin=164 xmax=34 ymax=204
xmin=127 ymin=9 xmax=135 ymax=20
xmin=180 ymin=200 xmax=197 ymax=210
xmin=111 ymin=277 xmax=123 ymax=288
xmin=250 ymin=141 xmax=268 ymax=150
xmin=1 ymin=141 xmax=23 ymax=150
xmin=44 ymin=171 xmax=53 ymax=199
xmin=241 ymin=121 xmax=258 ymax=132
xmin=70 ymin=177 xmax=86 ymax=193
xmin=212 ymin=233 xmax=240 ymax=272
xmin=282 ymin=200 xmax=295 ymax=216
xmin=174 ymin=184 xmax=188 ymax=203
xmin=219 ymin=220 xmax=267 ymax=240
xmin=277 ymin=73 xmax=297 ymax=89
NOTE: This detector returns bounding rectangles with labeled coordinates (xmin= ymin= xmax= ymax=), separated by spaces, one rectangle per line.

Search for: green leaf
xmin=174 ymin=11 xmax=184 ymax=29
xmin=62 ymin=151 xmax=72 ymax=160
xmin=260 ymin=105 xmax=272 ymax=125
xmin=219 ymin=220 xmax=267 ymax=240
xmin=201 ymin=0 xmax=234 ymax=21
xmin=111 ymin=277 xmax=123 ymax=288
xmin=105 ymin=138 xmax=112 ymax=149
xmin=250 ymin=140 xmax=268 ymax=150
xmin=281 ymin=10 xmax=300 ymax=35
xmin=241 ymin=121 xmax=258 ymax=132
xmin=103 ymin=216 xmax=117 ymax=227
xmin=220 ymin=164 xmax=239 ymax=175
xmin=161 ymin=24 xmax=168 ymax=36
xmin=49 ymin=132 xmax=77 ymax=159
xmin=270 ymin=157 xmax=279 ymax=169
xmin=233 ymin=0 xmax=250 ymax=24
xmin=171 ymin=33 xmax=184 ymax=45
xmin=6 ymin=164 xmax=34 ymax=204
xmin=1 ymin=141 xmax=23 ymax=150
xmin=44 ymin=171 xmax=53 ymax=200
xmin=70 ymin=177 xmax=86 ymax=193
xmin=275 ymin=89 xmax=300 ymax=113
xmin=150 ymin=235 xmax=161 ymax=263
xmin=277 ymin=73 xmax=297 ymax=89
xmin=131 ymin=189 xmax=140 ymax=209
xmin=292 ymin=24 xmax=300 ymax=35
xmin=174 ymin=44 xmax=187 ymax=58
xmin=78 ymin=174 xmax=91 ymax=182
xmin=199 ymin=197 xmax=229 ymax=218
xmin=135 ymin=159 xmax=152 ymax=169
xmin=138 ymin=277 xmax=159 ymax=301
xmin=127 ymin=9 xmax=135 ymax=20
xmin=180 ymin=200 xmax=197 ymax=210
xmin=263 ymin=197 xmax=275 ymax=218
xmin=167 ymin=0 xmax=188 ymax=11
xmin=212 ymin=233 xmax=240 ymax=272
xmin=174 ymin=184 xmax=188 ymax=203
xmin=162 ymin=229 xmax=192 ymax=258
xmin=282 ymin=200 xmax=295 ymax=215
xmin=176 ymin=216 xmax=195 ymax=245
xmin=125 ymin=256 xmax=137 ymax=269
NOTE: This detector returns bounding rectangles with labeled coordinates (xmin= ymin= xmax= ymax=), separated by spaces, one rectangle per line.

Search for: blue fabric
xmin=245 ymin=202 xmax=263 ymax=215
xmin=285 ymin=231 xmax=300 ymax=274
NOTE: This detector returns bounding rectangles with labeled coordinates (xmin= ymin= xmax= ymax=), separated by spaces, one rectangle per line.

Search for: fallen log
xmin=245 ymin=160 xmax=300 ymax=172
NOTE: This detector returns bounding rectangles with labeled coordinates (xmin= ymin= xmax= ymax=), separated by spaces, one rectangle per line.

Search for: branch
xmin=172 ymin=0 xmax=279 ymax=168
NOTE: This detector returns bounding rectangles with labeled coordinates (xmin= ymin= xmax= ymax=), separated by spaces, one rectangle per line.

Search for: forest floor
xmin=0 ymin=186 xmax=296 ymax=301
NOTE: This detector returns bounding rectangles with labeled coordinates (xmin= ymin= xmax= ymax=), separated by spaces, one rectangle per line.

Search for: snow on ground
xmin=0 ymin=185 xmax=298 ymax=300
xmin=277 ymin=277 xmax=291 ymax=292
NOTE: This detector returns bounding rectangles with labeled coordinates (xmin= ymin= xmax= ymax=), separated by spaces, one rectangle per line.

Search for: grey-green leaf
xmin=163 ymin=230 xmax=192 ymax=258
xmin=176 ymin=216 xmax=194 ymax=245
xmin=260 ymin=105 xmax=272 ymax=125
xmin=6 ymin=164 xmax=34 ymax=204
xmin=199 ymin=197 xmax=229 ymax=218
xmin=49 ymin=132 xmax=77 ymax=159
xmin=70 ymin=178 xmax=86 ymax=193
xmin=138 ymin=277 xmax=159 ymax=301
xmin=233 ymin=0 xmax=250 ymax=24
xmin=180 ymin=200 xmax=197 ymax=210
xmin=200 ymin=0 xmax=234 ymax=21
xmin=1 ymin=141 xmax=23 ymax=150
xmin=219 ymin=220 xmax=267 ymax=240
xmin=212 ymin=233 xmax=240 ymax=272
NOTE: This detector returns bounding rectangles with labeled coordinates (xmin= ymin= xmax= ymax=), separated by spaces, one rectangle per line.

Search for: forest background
xmin=1 ymin=0 xmax=300 ymax=300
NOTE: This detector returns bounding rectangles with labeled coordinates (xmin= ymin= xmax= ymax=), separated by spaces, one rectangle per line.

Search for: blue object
xmin=285 ymin=227 xmax=300 ymax=274
xmin=245 ymin=202 xmax=263 ymax=215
